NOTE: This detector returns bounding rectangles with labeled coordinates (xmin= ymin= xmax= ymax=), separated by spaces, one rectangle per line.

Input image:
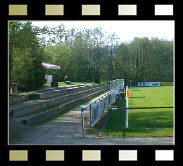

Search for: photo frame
xmin=0 ymin=0 xmax=180 ymax=166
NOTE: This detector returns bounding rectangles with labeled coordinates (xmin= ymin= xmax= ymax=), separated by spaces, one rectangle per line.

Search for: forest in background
xmin=9 ymin=21 xmax=174 ymax=91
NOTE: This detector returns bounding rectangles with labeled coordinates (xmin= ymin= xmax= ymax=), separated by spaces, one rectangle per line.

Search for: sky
xmin=31 ymin=20 xmax=174 ymax=42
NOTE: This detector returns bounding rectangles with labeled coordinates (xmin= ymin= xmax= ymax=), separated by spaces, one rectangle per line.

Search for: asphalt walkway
xmin=15 ymin=103 xmax=174 ymax=145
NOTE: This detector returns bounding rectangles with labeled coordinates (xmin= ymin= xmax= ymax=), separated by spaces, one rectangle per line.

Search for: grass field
xmin=102 ymin=86 xmax=174 ymax=137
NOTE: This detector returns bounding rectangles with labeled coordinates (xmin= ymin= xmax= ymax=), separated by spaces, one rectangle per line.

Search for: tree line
xmin=9 ymin=21 xmax=173 ymax=91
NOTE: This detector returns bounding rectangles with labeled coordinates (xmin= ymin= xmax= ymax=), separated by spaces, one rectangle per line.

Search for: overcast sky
xmin=31 ymin=20 xmax=174 ymax=42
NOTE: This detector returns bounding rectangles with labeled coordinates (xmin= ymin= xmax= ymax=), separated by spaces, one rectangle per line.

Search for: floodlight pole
xmin=81 ymin=108 xmax=85 ymax=138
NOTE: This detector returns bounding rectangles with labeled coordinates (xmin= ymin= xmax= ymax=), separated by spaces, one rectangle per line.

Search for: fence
xmin=90 ymin=89 xmax=118 ymax=126
xmin=110 ymin=79 xmax=124 ymax=91
xmin=81 ymin=89 xmax=118 ymax=138
xmin=81 ymin=79 xmax=125 ymax=138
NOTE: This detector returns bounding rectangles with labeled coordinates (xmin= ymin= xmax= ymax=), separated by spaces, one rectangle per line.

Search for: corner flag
xmin=126 ymin=86 xmax=131 ymax=98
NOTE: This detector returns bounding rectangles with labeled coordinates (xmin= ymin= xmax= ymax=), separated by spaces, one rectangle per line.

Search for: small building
xmin=45 ymin=75 xmax=53 ymax=83
xmin=42 ymin=62 xmax=61 ymax=83
xmin=42 ymin=62 xmax=60 ymax=70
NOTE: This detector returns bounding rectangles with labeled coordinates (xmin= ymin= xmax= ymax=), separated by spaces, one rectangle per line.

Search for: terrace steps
xmin=9 ymin=84 xmax=89 ymax=107
xmin=9 ymin=84 xmax=95 ymax=110
xmin=9 ymin=83 xmax=109 ymax=126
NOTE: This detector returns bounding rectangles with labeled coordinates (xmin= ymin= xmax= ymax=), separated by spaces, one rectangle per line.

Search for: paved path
xmin=16 ymin=104 xmax=174 ymax=145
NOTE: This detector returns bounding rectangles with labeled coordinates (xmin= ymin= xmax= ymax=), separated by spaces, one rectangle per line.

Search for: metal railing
xmin=80 ymin=80 xmax=125 ymax=138
xmin=80 ymin=89 xmax=118 ymax=138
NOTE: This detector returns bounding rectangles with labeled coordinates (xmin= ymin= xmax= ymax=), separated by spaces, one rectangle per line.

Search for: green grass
xmin=102 ymin=86 xmax=174 ymax=137
xmin=9 ymin=131 xmax=22 ymax=144
xmin=129 ymin=86 xmax=174 ymax=107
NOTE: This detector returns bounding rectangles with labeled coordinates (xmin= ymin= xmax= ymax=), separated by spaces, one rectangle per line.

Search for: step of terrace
xmin=9 ymin=84 xmax=86 ymax=107
xmin=10 ymin=86 xmax=105 ymax=118
xmin=16 ymin=88 xmax=107 ymax=126
xmin=29 ymin=83 xmax=102 ymax=100
xmin=9 ymin=84 xmax=95 ymax=110
xmin=9 ymin=94 xmax=29 ymax=106
xmin=34 ymin=84 xmax=86 ymax=93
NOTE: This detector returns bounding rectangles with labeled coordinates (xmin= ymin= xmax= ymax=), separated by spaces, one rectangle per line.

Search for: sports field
xmin=102 ymin=86 xmax=174 ymax=137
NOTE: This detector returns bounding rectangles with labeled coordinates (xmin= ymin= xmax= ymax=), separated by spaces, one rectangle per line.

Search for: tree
xmin=9 ymin=21 xmax=46 ymax=91
xmin=30 ymin=22 xmax=173 ymax=86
